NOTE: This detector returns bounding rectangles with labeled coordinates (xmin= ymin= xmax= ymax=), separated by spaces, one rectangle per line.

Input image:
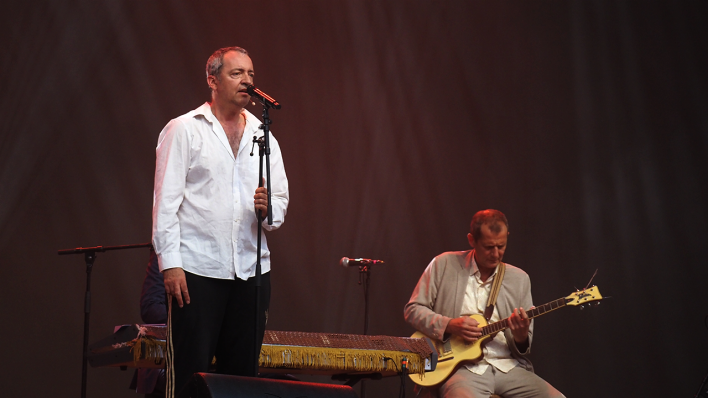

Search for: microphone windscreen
xmin=340 ymin=257 xmax=349 ymax=267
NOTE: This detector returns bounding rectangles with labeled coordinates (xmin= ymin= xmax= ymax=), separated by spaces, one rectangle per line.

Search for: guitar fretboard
xmin=481 ymin=297 xmax=568 ymax=336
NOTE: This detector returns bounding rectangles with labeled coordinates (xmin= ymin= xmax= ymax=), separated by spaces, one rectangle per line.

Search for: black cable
xmin=383 ymin=357 xmax=407 ymax=398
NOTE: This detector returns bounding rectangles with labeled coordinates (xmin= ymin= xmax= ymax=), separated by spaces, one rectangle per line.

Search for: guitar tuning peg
xmin=579 ymin=305 xmax=585 ymax=310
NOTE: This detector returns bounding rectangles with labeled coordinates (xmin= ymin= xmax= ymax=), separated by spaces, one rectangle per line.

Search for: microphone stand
xmin=251 ymin=100 xmax=276 ymax=377
xmin=358 ymin=264 xmax=371 ymax=335
xmin=57 ymin=242 xmax=152 ymax=398
xmin=357 ymin=264 xmax=372 ymax=398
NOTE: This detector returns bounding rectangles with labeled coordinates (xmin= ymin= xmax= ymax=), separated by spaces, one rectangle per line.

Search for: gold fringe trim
xmin=260 ymin=345 xmax=426 ymax=376
xmin=131 ymin=336 xmax=167 ymax=364
xmin=128 ymin=339 xmax=426 ymax=376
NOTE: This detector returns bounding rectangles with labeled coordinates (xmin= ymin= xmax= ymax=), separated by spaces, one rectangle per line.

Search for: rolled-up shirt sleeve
xmin=152 ymin=119 xmax=190 ymax=272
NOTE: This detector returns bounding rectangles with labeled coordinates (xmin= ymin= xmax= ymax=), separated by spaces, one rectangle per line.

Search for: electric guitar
xmin=410 ymin=286 xmax=603 ymax=387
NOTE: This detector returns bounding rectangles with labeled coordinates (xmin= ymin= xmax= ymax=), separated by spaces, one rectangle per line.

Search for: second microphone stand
xmin=358 ymin=264 xmax=372 ymax=335
xmin=357 ymin=263 xmax=373 ymax=398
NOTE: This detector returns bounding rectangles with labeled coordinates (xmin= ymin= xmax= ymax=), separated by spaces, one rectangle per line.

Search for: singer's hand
xmin=163 ymin=268 xmax=190 ymax=308
xmin=254 ymin=178 xmax=268 ymax=218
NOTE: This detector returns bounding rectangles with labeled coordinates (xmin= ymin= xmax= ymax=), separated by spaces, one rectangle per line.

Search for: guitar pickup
xmin=437 ymin=354 xmax=455 ymax=363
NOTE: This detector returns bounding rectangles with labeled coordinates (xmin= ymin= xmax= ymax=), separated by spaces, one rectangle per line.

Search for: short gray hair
xmin=205 ymin=46 xmax=249 ymax=81
xmin=470 ymin=209 xmax=509 ymax=240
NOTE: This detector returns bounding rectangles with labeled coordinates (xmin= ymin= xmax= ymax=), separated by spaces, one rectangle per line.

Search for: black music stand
xmin=58 ymin=242 xmax=152 ymax=398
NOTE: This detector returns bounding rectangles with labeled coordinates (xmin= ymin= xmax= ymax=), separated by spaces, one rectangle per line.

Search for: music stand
xmin=58 ymin=242 xmax=152 ymax=398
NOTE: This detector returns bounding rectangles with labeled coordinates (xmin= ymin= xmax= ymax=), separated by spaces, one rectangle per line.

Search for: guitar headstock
xmin=564 ymin=286 xmax=603 ymax=308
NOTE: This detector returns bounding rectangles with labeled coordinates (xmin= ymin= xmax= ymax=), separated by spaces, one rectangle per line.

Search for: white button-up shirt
xmin=460 ymin=257 xmax=519 ymax=375
xmin=152 ymin=103 xmax=289 ymax=280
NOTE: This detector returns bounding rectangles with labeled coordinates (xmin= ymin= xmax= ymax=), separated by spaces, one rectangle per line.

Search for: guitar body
xmin=409 ymin=314 xmax=491 ymax=388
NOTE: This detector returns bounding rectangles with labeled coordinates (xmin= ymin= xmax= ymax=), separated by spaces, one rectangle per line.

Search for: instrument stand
xmin=251 ymin=101 xmax=276 ymax=377
xmin=58 ymin=242 xmax=152 ymax=398
xmin=332 ymin=372 xmax=382 ymax=386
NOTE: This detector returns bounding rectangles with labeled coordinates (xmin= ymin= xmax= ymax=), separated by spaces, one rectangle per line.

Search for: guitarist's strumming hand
xmin=445 ymin=316 xmax=483 ymax=343
xmin=509 ymin=307 xmax=531 ymax=349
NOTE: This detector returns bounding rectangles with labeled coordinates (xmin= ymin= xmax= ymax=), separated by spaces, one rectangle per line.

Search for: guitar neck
xmin=481 ymin=297 xmax=568 ymax=337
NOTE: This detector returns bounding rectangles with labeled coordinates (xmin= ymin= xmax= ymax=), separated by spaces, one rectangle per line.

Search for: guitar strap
xmin=483 ymin=263 xmax=506 ymax=321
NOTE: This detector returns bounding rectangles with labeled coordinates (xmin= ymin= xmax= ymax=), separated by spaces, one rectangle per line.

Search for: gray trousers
xmin=438 ymin=366 xmax=565 ymax=398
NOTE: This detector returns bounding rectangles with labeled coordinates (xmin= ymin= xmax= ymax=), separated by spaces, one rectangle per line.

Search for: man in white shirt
xmin=404 ymin=210 xmax=564 ymax=398
xmin=152 ymin=46 xmax=289 ymax=395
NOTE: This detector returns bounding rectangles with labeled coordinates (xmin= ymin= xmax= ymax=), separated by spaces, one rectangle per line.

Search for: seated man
xmin=404 ymin=209 xmax=564 ymax=398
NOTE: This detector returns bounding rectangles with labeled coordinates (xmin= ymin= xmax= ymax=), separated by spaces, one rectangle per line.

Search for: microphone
xmin=340 ymin=257 xmax=385 ymax=267
xmin=246 ymin=84 xmax=281 ymax=109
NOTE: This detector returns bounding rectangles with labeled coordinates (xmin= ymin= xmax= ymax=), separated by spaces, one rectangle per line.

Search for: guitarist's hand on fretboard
xmin=508 ymin=307 xmax=531 ymax=345
xmin=445 ymin=316 xmax=483 ymax=343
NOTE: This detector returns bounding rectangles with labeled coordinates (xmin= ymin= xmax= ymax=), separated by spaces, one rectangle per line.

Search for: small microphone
xmin=246 ymin=84 xmax=281 ymax=109
xmin=340 ymin=257 xmax=385 ymax=267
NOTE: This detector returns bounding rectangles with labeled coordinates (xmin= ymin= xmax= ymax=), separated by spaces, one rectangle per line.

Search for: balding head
xmin=469 ymin=209 xmax=509 ymax=241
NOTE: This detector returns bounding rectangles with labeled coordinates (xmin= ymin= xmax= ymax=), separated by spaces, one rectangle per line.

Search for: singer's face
xmin=213 ymin=51 xmax=254 ymax=108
